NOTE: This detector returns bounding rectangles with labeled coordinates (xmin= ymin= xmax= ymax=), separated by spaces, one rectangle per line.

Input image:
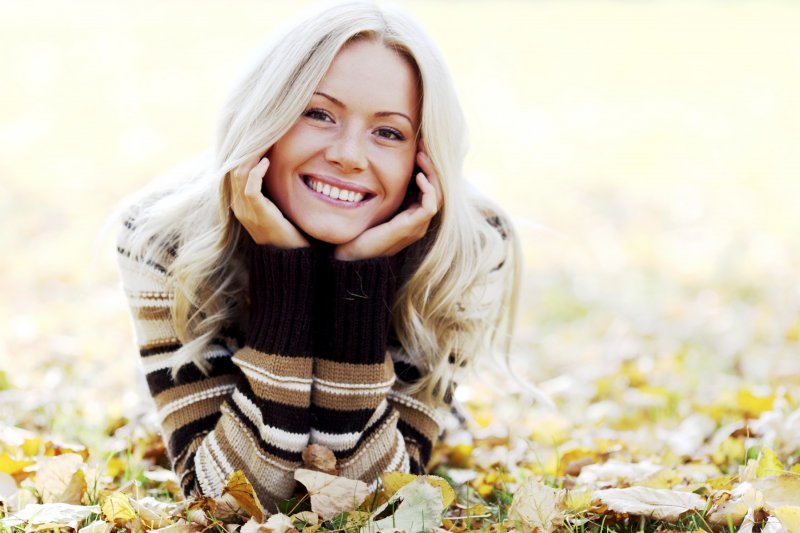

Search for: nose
xmin=324 ymin=125 xmax=367 ymax=173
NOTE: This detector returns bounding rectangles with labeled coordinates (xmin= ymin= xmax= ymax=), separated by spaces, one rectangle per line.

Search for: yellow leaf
xmin=507 ymin=478 xmax=561 ymax=533
xmin=222 ymin=470 xmax=265 ymax=523
xmin=712 ymin=437 xmax=746 ymax=467
xmin=383 ymin=472 xmax=455 ymax=508
xmin=792 ymin=464 xmax=800 ymax=475
xmin=756 ymin=447 xmax=785 ymax=478
xmin=737 ymin=389 xmax=775 ymax=417
xmin=463 ymin=503 xmax=489 ymax=516
xmin=0 ymin=454 xmax=35 ymax=475
xmin=707 ymin=475 xmax=735 ymax=490
xmin=773 ymin=506 xmax=800 ymax=533
xmin=564 ymin=490 xmax=592 ymax=512
xmin=102 ymin=492 xmax=136 ymax=525
xmin=424 ymin=475 xmax=456 ymax=508
xmin=21 ymin=437 xmax=41 ymax=457
xmin=381 ymin=471 xmax=418 ymax=497
xmin=105 ymin=457 xmax=127 ymax=479
xmin=449 ymin=444 xmax=473 ymax=468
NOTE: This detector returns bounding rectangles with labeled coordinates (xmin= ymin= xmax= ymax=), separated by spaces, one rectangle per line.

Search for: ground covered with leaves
xmin=3 ymin=2 xmax=800 ymax=530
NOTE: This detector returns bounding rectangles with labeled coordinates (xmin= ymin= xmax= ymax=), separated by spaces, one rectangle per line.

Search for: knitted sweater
xmin=117 ymin=211 xmax=508 ymax=507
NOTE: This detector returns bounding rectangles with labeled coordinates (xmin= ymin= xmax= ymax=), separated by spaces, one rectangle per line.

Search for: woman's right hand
xmin=230 ymin=155 xmax=309 ymax=248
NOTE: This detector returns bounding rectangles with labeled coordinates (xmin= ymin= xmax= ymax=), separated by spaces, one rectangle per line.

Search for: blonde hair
xmin=123 ymin=1 xmax=521 ymax=406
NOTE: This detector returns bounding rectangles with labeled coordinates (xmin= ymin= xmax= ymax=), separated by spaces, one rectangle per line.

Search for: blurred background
xmin=1 ymin=1 xmax=798 ymax=448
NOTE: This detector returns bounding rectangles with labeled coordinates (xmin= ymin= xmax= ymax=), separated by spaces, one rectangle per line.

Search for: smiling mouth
xmin=302 ymin=175 xmax=371 ymax=203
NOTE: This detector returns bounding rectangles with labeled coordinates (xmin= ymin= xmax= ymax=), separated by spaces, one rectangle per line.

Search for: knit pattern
xmin=117 ymin=214 xmax=450 ymax=507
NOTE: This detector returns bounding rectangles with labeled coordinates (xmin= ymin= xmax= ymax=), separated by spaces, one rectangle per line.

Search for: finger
xmin=244 ymin=157 xmax=269 ymax=197
xmin=415 ymin=151 xmax=443 ymax=209
xmin=416 ymin=172 xmax=439 ymax=215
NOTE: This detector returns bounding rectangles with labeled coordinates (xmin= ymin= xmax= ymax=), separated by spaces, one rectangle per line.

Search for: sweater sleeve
xmin=309 ymin=256 xmax=441 ymax=480
xmin=117 ymin=215 xmax=315 ymax=507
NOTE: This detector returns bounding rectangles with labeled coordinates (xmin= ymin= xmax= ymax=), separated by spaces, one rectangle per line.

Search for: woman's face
xmin=263 ymin=39 xmax=420 ymax=244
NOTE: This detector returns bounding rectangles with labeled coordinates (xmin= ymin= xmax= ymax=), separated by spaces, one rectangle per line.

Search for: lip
xmin=299 ymin=174 xmax=373 ymax=207
xmin=302 ymin=173 xmax=374 ymax=195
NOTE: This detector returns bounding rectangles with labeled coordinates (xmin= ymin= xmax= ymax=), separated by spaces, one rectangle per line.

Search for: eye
xmin=304 ymin=108 xmax=333 ymax=122
xmin=375 ymin=127 xmax=405 ymax=141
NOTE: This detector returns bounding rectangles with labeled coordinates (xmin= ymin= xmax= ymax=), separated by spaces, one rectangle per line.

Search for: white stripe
xmin=314 ymin=375 xmax=395 ymax=390
xmin=233 ymin=356 xmax=312 ymax=390
xmin=314 ymin=380 xmax=393 ymax=396
xmin=158 ymin=384 xmax=235 ymax=423
xmin=230 ymin=390 xmax=308 ymax=452
xmin=208 ymin=430 xmax=235 ymax=479
xmin=387 ymin=390 xmax=441 ymax=426
xmin=195 ymin=434 xmax=226 ymax=497
xmin=385 ymin=429 xmax=408 ymax=473
xmin=310 ymin=429 xmax=361 ymax=451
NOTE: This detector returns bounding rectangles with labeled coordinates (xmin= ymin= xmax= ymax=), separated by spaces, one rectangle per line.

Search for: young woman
xmin=117 ymin=1 xmax=520 ymax=507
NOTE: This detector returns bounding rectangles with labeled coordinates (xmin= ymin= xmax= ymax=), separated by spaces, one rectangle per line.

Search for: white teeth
xmin=305 ymin=176 xmax=366 ymax=203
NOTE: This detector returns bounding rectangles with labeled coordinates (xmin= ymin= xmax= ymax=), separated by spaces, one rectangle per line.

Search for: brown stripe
xmin=155 ymin=375 xmax=237 ymax=422
xmin=235 ymin=347 xmax=313 ymax=377
xmin=141 ymin=337 xmax=181 ymax=352
xmin=137 ymin=305 xmax=172 ymax=321
xmin=312 ymin=386 xmax=387 ymax=411
xmin=314 ymin=352 xmax=394 ymax=386
xmin=339 ymin=410 xmax=400 ymax=480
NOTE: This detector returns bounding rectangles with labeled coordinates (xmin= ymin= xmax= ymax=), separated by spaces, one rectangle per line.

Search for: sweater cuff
xmin=246 ymin=245 xmax=315 ymax=356
xmin=318 ymin=256 xmax=397 ymax=364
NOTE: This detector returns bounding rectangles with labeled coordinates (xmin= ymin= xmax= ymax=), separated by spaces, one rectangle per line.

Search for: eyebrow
xmin=314 ymin=91 xmax=415 ymax=128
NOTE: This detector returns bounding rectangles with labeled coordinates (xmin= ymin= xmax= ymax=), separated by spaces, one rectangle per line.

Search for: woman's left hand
xmin=333 ymin=147 xmax=442 ymax=261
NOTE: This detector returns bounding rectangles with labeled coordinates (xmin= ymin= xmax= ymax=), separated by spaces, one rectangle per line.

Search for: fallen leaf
xmin=130 ymin=496 xmax=183 ymax=529
xmin=35 ymin=453 xmax=85 ymax=504
xmin=294 ymin=468 xmax=370 ymax=520
xmin=302 ymin=444 xmax=337 ymax=475
xmin=772 ymin=506 xmax=800 ymax=533
xmin=102 ymin=491 xmax=137 ymax=525
xmin=241 ymin=513 xmax=297 ymax=533
xmin=707 ymin=483 xmax=764 ymax=525
xmin=370 ymin=477 xmax=444 ymax=533
xmin=593 ymin=486 xmax=705 ymax=522
xmin=751 ymin=475 xmax=800 ymax=508
xmin=507 ymin=477 xmax=561 ymax=533
xmin=222 ymin=470 xmax=265 ymax=522
xmin=292 ymin=510 xmax=319 ymax=526
xmin=381 ymin=472 xmax=455 ymax=508
xmin=151 ymin=518 xmax=204 ymax=532
xmin=78 ymin=520 xmax=112 ymax=533
xmin=756 ymin=447 xmax=785 ymax=478
xmin=0 ymin=503 xmax=100 ymax=529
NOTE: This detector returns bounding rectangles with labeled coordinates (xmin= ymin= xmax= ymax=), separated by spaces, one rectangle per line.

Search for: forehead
xmin=316 ymin=40 xmax=420 ymax=124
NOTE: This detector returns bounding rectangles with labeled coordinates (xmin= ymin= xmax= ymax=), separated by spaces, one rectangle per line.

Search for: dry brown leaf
xmin=222 ymin=470 xmax=265 ymax=522
xmin=240 ymin=513 xmax=297 ymax=533
xmin=302 ymin=444 xmax=337 ymax=475
xmin=507 ymin=477 xmax=562 ymax=533
xmin=294 ymin=468 xmax=370 ymax=520
xmin=593 ymin=486 xmax=705 ymax=522
xmin=34 ymin=453 xmax=85 ymax=504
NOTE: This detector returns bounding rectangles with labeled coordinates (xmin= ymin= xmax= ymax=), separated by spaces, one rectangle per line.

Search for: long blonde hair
xmin=122 ymin=1 xmax=521 ymax=406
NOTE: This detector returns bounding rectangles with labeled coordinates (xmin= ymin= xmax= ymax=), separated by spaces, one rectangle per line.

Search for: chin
xmin=301 ymin=223 xmax=363 ymax=246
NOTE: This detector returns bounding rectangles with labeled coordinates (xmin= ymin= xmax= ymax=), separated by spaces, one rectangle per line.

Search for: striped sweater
xmin=117 ymin=212 xmax=508 ymax=507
